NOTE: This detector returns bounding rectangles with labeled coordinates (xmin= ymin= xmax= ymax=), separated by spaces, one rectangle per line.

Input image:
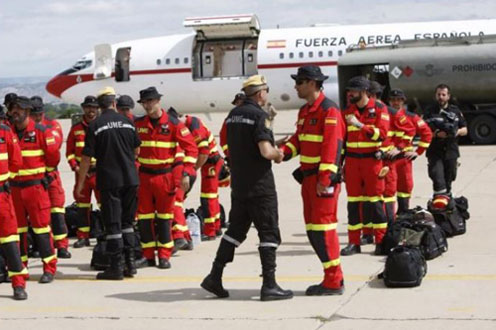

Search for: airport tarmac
xmin=1 ymin=110 xmax=495 ymax=329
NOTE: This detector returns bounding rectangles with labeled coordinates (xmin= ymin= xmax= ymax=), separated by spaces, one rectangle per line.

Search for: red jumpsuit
xmin=11 ymin=119 xmax=59 ymax=275
xmin=342 ymin=98 xmax=390 ymax=246
xmin=380 ymin=106 xmax=416 ymax=224
xmin=184 ymin=116 xmax=223 ymax=238
xmin=396 ymin=111 xmax=432 ymax=213
xmin=41 ymin=116 xmax=69 ymax=249
xmin=281 ymin=92 xmax=345 ymax=289
xmin=0 ymin=124 xmax=28 ymax=288
xmin=66 ymin=119 xmax=100 ymax=239
xmin=135 ymin=110 xmax=198 ymax=261
xmin=171 ymin=147 xmax=192 ymax=242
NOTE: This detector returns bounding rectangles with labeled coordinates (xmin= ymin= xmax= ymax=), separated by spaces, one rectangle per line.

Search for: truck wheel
xmin=469 ymin=115 xmax=496 ymax=144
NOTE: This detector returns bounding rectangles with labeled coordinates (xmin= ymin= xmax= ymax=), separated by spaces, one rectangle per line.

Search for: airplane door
xmin=93 ymin=43 xmax=113 ymax=80
xmin=115 ymin=47 xmax=131 ymax=82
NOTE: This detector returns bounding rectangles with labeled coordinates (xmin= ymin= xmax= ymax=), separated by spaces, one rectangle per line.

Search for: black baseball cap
xmin=346 ymin=76 xmax=370 ymax=91
xmin=12 ymin=96 xmax=33 ymax=110
xmin=30 ymin=96 xmax=45 ymax=113
xmin=389 ymin=88 xmax=406 ymax=99
xmin=81 ymin=95 xmax=98 ymax=107
xmin=116 ymin=95 xmax=135 ymax=109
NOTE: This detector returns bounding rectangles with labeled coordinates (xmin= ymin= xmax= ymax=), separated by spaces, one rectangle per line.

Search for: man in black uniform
xmin=76 ymin=87 xmax=141 ymax=280
xmin=201 ymin=75 xmax=293 ymax=301
xmin=423 ymin=84 xmax=467 ymax=196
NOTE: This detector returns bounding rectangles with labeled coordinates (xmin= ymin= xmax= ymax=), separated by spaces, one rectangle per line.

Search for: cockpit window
xmin=72 ymin=59 xmax=92 ymax=71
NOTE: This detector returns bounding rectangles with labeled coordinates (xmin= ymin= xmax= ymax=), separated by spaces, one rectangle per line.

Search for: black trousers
xmin=100 ymin=185 xmax=137 ymax=255
xmin=427 ymin=156 xmax=458 ymax=195
xmin=215 ymin=194 xmax=281 ymax=265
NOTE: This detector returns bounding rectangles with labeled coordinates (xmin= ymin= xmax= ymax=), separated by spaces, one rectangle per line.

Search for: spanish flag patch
xmin=381 ymin=114 xmax=390 ymax=121
xmin=180 ymin=128 xmax=190 ymax=136
xmin=325 ymin=118 xmax=337 ymax=125
xmin=399 ymin=116 xmax=406 ymax=124
xmin=46 ymin=137 xmax=55 ymax=145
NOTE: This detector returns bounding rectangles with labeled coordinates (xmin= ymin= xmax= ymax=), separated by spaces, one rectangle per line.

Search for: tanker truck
xmin=337 ymin=34 xmax=496 ymax=144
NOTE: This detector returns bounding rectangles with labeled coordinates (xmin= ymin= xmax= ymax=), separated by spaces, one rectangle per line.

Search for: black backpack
xmin=380 ymin=246 xmax=427 ymax=288
xmin=381 ymin=218 xmax=419 ymax=254
xmin=428 ymin=199 xmax=466 ymax=237
xmin=413 ymin=220 xmax=448 ymax=260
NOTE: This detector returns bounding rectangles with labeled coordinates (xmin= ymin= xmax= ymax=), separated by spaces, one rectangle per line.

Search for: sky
xmin=1 ymin=0 xmax=496 ymax=78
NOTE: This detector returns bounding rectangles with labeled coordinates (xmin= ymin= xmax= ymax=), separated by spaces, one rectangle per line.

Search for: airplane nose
xmin=46 ymin=74 xmax=69 ymax=98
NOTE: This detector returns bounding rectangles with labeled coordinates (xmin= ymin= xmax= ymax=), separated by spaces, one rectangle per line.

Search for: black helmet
xmin=346 ymin=76 xmax=370 ymax=91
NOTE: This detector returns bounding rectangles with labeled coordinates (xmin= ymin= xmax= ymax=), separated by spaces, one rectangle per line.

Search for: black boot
xmin=73 ymin=238 xmax=90 ymax=248
xmin=360 ymin=235 xmax=374 ymax=245
xmin=13 ymin=287 xmax=28 ymax=300
xmin=123 ymin=248 xmax=137 ymax=278
xmin=96 ymin=253 xmax=124 ymax=280
xmin=340 ymin=244 xmax=361 ymax=256
xmin=57 ymin=248 xmax=72 ymax=259
xmin=259 ymin=247 xmax=293 ymax=301
xmin=201 ymin=261 xmax=229 ymax=298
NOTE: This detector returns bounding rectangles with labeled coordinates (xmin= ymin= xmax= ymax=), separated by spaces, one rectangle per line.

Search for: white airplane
xmin=46 ymin=14 xmax=496 ymax=115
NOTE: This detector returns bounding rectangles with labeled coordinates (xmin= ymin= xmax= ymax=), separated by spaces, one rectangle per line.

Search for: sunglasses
xmin=295 ymin=79 xmax=309 ymax=86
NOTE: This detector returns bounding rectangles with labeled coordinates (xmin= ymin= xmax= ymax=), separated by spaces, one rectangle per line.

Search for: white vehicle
xmin=46 ymin=14 xmax=496 ymax=115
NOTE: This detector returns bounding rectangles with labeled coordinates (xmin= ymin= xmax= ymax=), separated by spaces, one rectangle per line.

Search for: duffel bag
xmin=414 ymin=220 xmax=448 ymax=260
xmin=380 ymin=246 xmax=427 ymax=288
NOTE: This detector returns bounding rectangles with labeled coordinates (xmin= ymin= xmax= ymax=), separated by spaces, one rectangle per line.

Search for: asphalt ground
xmin=1 ymin=111 xmax=495 ymax=329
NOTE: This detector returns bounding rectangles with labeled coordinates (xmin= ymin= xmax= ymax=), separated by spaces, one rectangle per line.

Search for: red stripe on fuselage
xmin=257 ymin=61 xmax=338 ymax=69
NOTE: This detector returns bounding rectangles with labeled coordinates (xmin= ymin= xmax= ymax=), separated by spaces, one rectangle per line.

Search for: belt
xmin=346 ymin=151 xmax=383 ymax=160
xmin=139 ymin=167 xmax=172 ymax=175
xmin=206 ymin=154 xmax=221 ymax=164
xmin=301 ymin=167 xmax=319 ymax=178
xmin=10 ymin=179 xmax=43 ymax=188
xmin=0 ymin=182 xmax=10 ymax=193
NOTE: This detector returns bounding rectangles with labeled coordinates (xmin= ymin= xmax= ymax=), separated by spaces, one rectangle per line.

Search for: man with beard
xmin=340 ymin=77 xmax=390 ymax=256
xmin=66 ymin=96 xmax=100 ymax=248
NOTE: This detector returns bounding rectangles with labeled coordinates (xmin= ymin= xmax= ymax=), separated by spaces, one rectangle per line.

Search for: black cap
xmin=346 ymin=76 xmax=370 ymax=91
xmin=3 ymin=93 xmax=17 ymax=107
xmin=368 ymin=81 xmax=384 ymax=95
xmin=81 ymin=95 xmax=98 ymax=107
xmin=12 ymin=96 xmax=33 ymax=110
xmin=291 ymin=65 xmax=329 ymax=81
xmin=116 ymin=95 xmax=135 ymax=110
xmin=30 ymin=96 xmax=45 ymax=113
xmin=138 ymin=87 xmax=163 ymax=103
xmin=389 ymin=88 xmax=406 ymax=99
xmin=231 ymin=93 xmax=246 ymax=105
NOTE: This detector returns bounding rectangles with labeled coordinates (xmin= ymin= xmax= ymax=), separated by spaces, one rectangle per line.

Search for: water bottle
xmin=186 ymin=212 xmax=201 ymax=247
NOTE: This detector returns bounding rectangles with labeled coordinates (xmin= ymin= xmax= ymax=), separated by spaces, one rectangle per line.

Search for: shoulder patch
xmin=387 ymin=106 xmax=398 ymax=115
xmin=321 ymin=97 xmax=339 ymax=111
xmin=375 ymin=101 xmax=385 ymax=109
xmin=0 ymin=124 xmax=11 ymax=132
xmin=35 ymin=123 xmax=47 ymax=132
xmin=180 ymin=127 xmax=190 ymax=136
xmin=405 ymin=111 xmax=416 ymax=117
xmin=168 ymin=114 xmax=179 ymax=125
xmin=190 ymin=117 xmax=200 ymax=130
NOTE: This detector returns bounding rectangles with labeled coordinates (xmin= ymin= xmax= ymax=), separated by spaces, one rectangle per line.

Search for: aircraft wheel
xmin=469 ymin=114 xmax=496 ymax=144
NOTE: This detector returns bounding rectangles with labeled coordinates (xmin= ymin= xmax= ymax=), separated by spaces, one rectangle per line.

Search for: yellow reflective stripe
xmin=32 ymin=226 xmax=51 ymax=235
xmin=346 ymin=142 xmax=381 ymax=148
xmin=141 ymin=242 xmax=156 ymax=248
xmin=175 ymin=152 xmax=185 ymax=159
xmin=8 ymin=267 xmax=28 ymax=278
xmin=21 ymin=255 xmax=28 ymax=262
xmin=397 ymin=192 xmax=411 ymax=198
xmin=138 ymin=213 xmax=155 ymax=220
xmin=363 ymin=223 xmax=374 ymax=229
xmin=402 ymin=146 xmax=414 ymax=152
xmin=53 ymin=233 xmax=68 ymax=241
xmin=300 ymin=155 xmax=321 ymax=164
xmin=319 ymin=163 xmax=338 ymax=173
xmin=21 ymin=149 xmax=44 ymax=157
xmin=46 ymin=167 xmax=56 ymax=172
xmin=298 ymin=134 xmax=323 ymax=143
xmin=174 ymin=201 xmax=183 ymax=208
xmin=18 ymin=167 xmax=46 ymax=176
xmin=198 ymin=141 xmax=209 ymax=148
xmin=201 ymin=192 xmax=218 ymax=199
xmin=347 ymin=126 xmax=360 ymax=132
xmin=395 ymin=131 xmax=404 ymax=137
xmin=77 ymin=203 xmax=91 ymax=208
xmin=17 ymin=227 xmax=28 ymax=234
xmin=157 ymin=241 xmax=174 ymax=248
xmin=209 ymin=146 xmax=218 ymax=153
xmin=348 ymin=196 xmax=366 ymax=202
xmin=373 ymin=223 xmax=388 ymax=229
xmin=138 ymin=157 xmax=174 ymax=165
xmin=0 ymin=153 xmax=7 ymax=160
xmin=363 ymin=196 xmax=382 ymax=202
xmin=74 ymin=130 xmax=85 ymax=135
xmin=203 ymin=217 xmax=217 ymax=224
xmin=222 ymin=144 xmax=228 ymax=151
xmin=208 ymin=134 xmax=215 ymax=143
xmin=75 ymin=142 xmax=85 ymax=147
xmin=43 ymin=254 xmax=57 ymax=264
xmin=418 ymin=141 xmax=430 ymax=148
xmin=348 ymin=224 xmax=363 ymax=231
xmin=305 ymin=223 xmax=338 ymax=231
xmin=157 ymin=213 xmax=174 ymax=220
xmin=141 ymin=140 xmax=178 ymax=148
xmin=323 ymin=258 xmax=341 ymax=269
xmin=172 ymin=224 xmax=188 ymax=232
xmin=380 ymin=145 xmax=393 ymax=152
xmin=51 ymin=207 xmax=65 ymax=214
xmin=183 ymin=156 xmax=197 ymax=164
xmin=0 ymin=235 xmax=20 ymax=244
xmin=402 ymin=135 xmax=414 ymax=141
xmin=79 ymin=226 xmax=90 ymax=233
xmin=0 ymin=173 xmax=9 ymax=181
xmin=371 ymin=127 xmax=380 ymax=141
xmin=387 ymin=131 xmax=395 ymax=137
xmin=383 ymin=196 xmax=396 ymax=203
xmin=286 ymin=142 xmax=298 ymax=158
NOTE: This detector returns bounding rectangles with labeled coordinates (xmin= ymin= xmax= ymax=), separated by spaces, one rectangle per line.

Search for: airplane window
xmin=175 ymin=58 xmax=180 ymax=64
xmin=166 ymin=58 xmax=170 ymax=65
xmin=318 ymin=51 xmax=323 ymax=57
xmin=338 ymin=50 xmax=343 ymax=56
xmin=299 ymin=52 xmax=304 ymax=58
xmin=328 ymin=51 xmax=333 ymax=57
xmin=309 ymin=51 xmax=313 ymax=58
xmin=279 ymin=53 xmax=284 ymax=59
xmin=156 ymin=59 xmax=161 ymax=65
xmin=289 ymin=52 xmax=294 ymax=59
xmin=72 ymin=60 xmax=92 ymax=71
xmin=184 ymin=57 xmax=189 ymax=64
